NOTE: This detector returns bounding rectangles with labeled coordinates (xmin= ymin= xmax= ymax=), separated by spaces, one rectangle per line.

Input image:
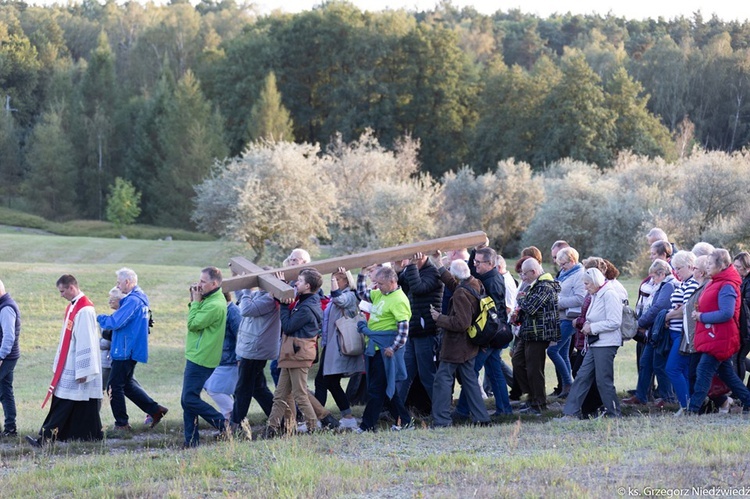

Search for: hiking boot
xmin=149 ymin=405 xmax=169 ymax=428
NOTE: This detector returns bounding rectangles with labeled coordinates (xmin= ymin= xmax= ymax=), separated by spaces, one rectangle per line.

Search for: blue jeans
xmin=361 ymin=351 xmax=410 ymax=431
xmin=665 ymin=330 xmax=690 ymax=408
xmin=547 ymin=319 xmax=574 ymax=387
xmin=108 ymin=359 xmax=160 ymax=427
xmin=397 ymin=335 xmax=438 ymax=404
xmin=182 ymin=360 xmax=226 ymax=447
xmin=635 ymin=342 xmax=674 ymax=402
xmin=0 ymin=358 xmax=17 ymax=432
xmin=456 ymin=348 xmax=512 ymax=415
xmin=689 ymin=353 xmax=750 ymax=413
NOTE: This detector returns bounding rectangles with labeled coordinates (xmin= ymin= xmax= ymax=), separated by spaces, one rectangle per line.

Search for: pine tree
xmin=246 ymin=71 xmax=294 ymax=145
xmin=75 ymin=31 xmax=117 ymax=219
xmin=154 ymin=70 xmax=228 ymax=229
xmin=24 ymin=108 xmax=77 ymax=220
xmin=0 ymin=111 xmax=23 ymax=207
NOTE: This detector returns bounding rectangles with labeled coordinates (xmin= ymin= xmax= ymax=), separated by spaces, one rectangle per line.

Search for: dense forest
xmin=1 ymin=0 xmax=750 ymax=234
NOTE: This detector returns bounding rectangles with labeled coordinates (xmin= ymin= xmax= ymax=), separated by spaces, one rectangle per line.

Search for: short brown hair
xmin=298 ymin=268 xmax=323 ymax=293
xmin=56 ymin=274 xmax=78 ymax=288
xmin=202 ymin=266 xmax=223 ymax=285
xmin=521 ymin=246 xmax=543 ymax=263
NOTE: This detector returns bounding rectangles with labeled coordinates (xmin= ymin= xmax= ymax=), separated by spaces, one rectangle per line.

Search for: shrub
xmin=439 ymin=160 xmax=543 ymax=255
xmin=106 ymin=177 xmax=142 ymax=228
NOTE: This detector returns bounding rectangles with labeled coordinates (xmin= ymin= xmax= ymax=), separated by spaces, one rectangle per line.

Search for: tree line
xmin=1 ymin=0 xmax=750 ymax=233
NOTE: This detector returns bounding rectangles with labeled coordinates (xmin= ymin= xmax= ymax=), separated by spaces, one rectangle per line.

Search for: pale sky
xmin=256 ymin=0 xmax=750 ymax=22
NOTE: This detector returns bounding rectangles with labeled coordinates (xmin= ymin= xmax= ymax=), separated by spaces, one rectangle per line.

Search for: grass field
xmin=1 ymin=233 xmax=749 ymax=497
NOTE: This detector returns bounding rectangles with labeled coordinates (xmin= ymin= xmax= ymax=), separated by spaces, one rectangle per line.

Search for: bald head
xmin=521 ymin=258 xmax=543 ymax=282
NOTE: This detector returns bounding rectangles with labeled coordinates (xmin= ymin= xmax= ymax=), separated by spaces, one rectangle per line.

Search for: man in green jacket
xmin=183 ymin=266 xmax=227 ymax=448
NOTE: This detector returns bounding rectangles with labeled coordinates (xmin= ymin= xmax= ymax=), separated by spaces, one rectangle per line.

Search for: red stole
xmin=42 ymin=295 xmax=94 ymax=408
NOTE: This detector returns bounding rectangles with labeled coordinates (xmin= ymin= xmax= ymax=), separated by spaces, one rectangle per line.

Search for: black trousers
xmin=40 ymin=396 xmax=103 ymax=442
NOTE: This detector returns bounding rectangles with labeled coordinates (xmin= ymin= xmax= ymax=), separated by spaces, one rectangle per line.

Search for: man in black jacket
xmin=396 ymin=252 xmax=443 ymax=412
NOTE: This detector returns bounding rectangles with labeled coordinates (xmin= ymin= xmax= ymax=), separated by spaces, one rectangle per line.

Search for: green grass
xmin=0 ymin=206 xmax=216 ymax=241
xmin=0 ymin=232 xmax=746 ymax=496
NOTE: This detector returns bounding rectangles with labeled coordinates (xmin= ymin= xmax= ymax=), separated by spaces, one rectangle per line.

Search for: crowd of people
xmin=3 ymin=229 xmax=750 ymax=448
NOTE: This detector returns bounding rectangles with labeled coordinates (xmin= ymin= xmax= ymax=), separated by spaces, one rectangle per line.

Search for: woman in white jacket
xmin=557 ymin=268 xmax=625 ymax=419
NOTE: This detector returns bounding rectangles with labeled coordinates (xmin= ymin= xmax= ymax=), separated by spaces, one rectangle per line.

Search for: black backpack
xmin=459 ymin=284 xmax=513 ymax=349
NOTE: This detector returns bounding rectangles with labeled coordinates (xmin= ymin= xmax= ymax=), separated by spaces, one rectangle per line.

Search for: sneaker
xmin=719 ymin=397 xmax=734 ymax=414
xmin=320 ymin=414 xmax=340 ymax=430
xmin=553 ymin=414 xmax=579 ymax=422
xmin=339 ymin=417 xmax=359 ymax=430
xmin=144 ymin=415 xmax=154 ymax=426
xmin=25 ymin=435 xmax=44 ymax=448
xmin=390 ymin=420 xmax=415 ymax=431
xmin=297 ymin=422 xmax=308 ymax=433
xmin=354 ymin=427 xmax=366 ymax=434
xmin=149 ymin=405 xmax=169 ymax=428
xmin=518 ymin=405 xmax=542 ymax=416
xmin=113 ymin=423 xmax=133 ymax=431
xmin=549 ymin=387 xmax=562 ymax=397
xmin=1 ymin=429 xmax=17 ymax=438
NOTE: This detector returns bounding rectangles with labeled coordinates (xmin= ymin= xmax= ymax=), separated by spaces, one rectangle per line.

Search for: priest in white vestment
xmin=27 ymin=275 xmax=103 ymax=447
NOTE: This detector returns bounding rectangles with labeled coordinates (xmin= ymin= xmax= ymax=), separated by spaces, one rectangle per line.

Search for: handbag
xmin=620 ymin=300 xmax=638 ymax=340
xmin=336 ymin=316 xmax=365 ymax=356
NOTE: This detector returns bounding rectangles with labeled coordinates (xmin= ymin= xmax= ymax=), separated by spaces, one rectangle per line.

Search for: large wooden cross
xmin=222 ymin=231 xmax=487 ymax=300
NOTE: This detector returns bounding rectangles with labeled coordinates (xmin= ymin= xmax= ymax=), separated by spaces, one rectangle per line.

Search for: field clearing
xmin=0 ymin=233 xmax=746 ymax=497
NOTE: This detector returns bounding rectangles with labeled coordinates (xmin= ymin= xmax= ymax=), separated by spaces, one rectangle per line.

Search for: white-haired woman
xmin=100 ymin=287 xmax=125 ymax=394
xmin=557 ymin=268 xmax=623 ymax=419
xmin=664 ymin=251 xmax=700 ymax=410
xmin=550 ymin=247 xmax=586 ymax=399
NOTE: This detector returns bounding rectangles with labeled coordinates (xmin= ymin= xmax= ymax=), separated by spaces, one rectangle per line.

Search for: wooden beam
xmin=227 ymin=256 xmax=295 ymax=301
xmin=221 ymin=231 xmax=487 ymax=292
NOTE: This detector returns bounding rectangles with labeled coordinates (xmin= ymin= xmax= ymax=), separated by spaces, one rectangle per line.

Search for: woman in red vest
xmin=688 ymin=249 xmax=750 ymax=414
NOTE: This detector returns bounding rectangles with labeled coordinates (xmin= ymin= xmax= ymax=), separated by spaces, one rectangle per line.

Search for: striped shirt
xmin=669 ymin=276 xmax=700 ymax=332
